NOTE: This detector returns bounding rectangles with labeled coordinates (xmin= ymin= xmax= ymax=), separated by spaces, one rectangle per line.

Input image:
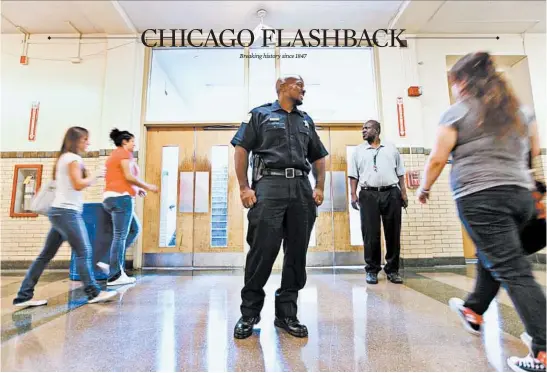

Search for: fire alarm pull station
xmin=405 ymin=147 xmax=421 ymax=189
xmin=406 ymin=171 xmax=421 ymax=189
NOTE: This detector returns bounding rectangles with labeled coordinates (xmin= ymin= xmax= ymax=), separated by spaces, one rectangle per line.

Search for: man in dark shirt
xmin=231 ymin=74 xmax=328 ymax=339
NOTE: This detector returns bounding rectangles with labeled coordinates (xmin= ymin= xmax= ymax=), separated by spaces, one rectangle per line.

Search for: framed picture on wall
xmin=10 ymin=164 xmax=43 ymax=218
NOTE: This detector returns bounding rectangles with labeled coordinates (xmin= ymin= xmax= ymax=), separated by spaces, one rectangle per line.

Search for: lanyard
xmin=373 ymin=146 xmax=382 ymax=172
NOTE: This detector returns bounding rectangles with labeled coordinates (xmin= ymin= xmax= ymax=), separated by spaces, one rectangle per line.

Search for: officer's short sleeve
xmin=230 ymin=111 xmax=258 ymax=151
xmin=306 ymin=117 xmax=329 ymax=163
xmin=347 ymin=148 xmax=359 ymax=180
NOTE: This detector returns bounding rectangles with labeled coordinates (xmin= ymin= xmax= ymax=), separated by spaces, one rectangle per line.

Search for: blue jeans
xmin=103 ymin=196 xmax=140 ymax=281
xmin=14 ymin=207 xmax=101 ymax=303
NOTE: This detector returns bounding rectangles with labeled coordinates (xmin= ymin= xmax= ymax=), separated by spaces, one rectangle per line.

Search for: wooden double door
xmin=142 ymin=126 xmax=366 ymax=268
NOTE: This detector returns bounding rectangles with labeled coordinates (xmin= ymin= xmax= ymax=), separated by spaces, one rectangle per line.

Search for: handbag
xmin=521 ymin=179 xmax=546 ymax=255
xmin=30 ymin=180 xmax=56 ymax=216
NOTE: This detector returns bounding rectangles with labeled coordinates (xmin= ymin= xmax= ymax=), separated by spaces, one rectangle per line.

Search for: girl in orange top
xmin=100 ymin=128 xmax=157 ymax=286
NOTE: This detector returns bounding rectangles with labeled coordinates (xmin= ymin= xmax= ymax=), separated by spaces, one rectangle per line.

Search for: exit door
xmin=142 ymin=127 xmax=245 ymax=267
xmin=142 ymin=125 xmax=366 ymax=268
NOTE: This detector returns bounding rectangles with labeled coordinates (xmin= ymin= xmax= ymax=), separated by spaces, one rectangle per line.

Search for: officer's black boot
xmin=274 ymin=316 xmax=308 ymax=338
xmin=233 ymin=315 xmax=261 ymax=339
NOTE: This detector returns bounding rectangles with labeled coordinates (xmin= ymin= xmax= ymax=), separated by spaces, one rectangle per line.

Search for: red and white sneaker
xmin=448 ymin=298 xmax=483 ymax=335
xmin=507 ymin=351 xmax=546 ymax=372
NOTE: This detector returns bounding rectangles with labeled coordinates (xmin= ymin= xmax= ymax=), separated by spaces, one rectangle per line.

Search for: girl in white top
xmin=13 ymin=126 xmax=117 ymax=307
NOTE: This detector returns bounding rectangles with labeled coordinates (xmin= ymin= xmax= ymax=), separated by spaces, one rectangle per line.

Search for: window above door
xmin=144 ymin=47 xmax=380 ymax=124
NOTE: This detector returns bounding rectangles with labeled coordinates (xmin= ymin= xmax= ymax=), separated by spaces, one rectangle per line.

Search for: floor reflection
xmin=158 ymin=290 xmax=175 ymax=372
xmin=1 ymin=265 xmax=542 ymax=372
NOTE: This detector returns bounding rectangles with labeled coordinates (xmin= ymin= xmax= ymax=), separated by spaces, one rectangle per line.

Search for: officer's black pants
xmin=241 ymin=176 xmax=316 ymax=318
xmin=358 ymin=187 xmax=402 ymax=274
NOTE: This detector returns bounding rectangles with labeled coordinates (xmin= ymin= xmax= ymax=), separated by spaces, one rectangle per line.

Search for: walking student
xmin=99 ymin=128 xmax=157 ymax=287
xmin=417 ymin=52 xmax=545 ymax=372
xmin=13 ymin=126 xmax=117 ymax=307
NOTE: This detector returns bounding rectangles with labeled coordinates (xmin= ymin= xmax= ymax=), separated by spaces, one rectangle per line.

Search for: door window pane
xmin=307 ymin=173 xmax=317 ymax=247
xmin=159 ymin=146 xmax=179 ymax=247
xmin=279 ymin=48 xmax=379 ymax=122
xmin=210 ymin=145 xmax=229 ymax=247
xmin=346 ymin=146 xmax=363 ymax=246
xmin=146 ymin=49 xmax=246 ymax=122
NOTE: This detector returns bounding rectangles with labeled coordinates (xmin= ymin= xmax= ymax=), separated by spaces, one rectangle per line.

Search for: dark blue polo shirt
xmin=230 ymin=100 xmax=329 ymax=173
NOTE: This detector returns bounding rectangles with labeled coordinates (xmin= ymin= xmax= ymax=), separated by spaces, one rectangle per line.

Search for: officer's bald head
xmin=276 ymin=75 xmax=303 ymax=94
xmin=276 ymin=74 xmax=305 ymax=106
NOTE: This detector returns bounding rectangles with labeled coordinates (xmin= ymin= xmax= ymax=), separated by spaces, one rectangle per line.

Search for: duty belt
xmin=261 ymin=168 xmax=307 ymax=178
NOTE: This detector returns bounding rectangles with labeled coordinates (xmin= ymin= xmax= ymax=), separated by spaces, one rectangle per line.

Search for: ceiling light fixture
xmin=252 ymin=9 xmax=275 ymax=46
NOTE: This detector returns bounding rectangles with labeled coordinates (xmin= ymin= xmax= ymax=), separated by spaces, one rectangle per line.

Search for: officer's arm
xmin=312 ymin=158 xmax=326 ymax=191
xmin=231 ymin=112 xmax=258 ymax=191
xmin=307 ymin=120 xmax=329 ymax=191
xmin=234 ymin=147 xmax=251 ymax=190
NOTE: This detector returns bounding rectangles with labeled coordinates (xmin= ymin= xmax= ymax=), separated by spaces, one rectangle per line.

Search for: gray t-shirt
xmin=440 ymin=97 xmax=535 ymax=199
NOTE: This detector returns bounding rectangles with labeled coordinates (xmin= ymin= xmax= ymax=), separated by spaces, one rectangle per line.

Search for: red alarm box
xmin=405 ymin=170 xmax=421 ymax=189
xmin=408 ymin=86 xmax=422 ymax=97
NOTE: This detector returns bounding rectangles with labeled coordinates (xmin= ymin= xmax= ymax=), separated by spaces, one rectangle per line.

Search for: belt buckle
xmin=285 ymin=168 xmax=295 ymax=178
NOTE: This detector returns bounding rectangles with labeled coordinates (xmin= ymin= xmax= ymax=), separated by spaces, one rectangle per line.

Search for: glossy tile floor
xmin=1 ymin=264 xmax=545 ymax=372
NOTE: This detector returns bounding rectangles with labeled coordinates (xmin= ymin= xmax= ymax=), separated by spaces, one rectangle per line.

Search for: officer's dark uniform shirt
xmin=230 ymin=100 xmax=328 ymax=173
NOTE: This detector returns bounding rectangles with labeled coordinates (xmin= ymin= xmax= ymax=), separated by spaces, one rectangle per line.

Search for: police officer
xmin=231 ymin=74 xmax=328 ymax=339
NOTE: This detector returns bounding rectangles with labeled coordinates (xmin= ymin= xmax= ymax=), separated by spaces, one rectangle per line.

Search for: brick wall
xmin=400 ymin=152 xmax=547 ymax=261
xmin=1 ymin=155 xmax=136 ymax=263
xmin=400 ymin=153 xmax=464 ymax=261
xmin=1 ymin=153 xmax=545 ymax=266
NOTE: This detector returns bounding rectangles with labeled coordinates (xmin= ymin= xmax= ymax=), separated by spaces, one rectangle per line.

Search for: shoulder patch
xmin=244 ymin=113 xmax=252 ymax=123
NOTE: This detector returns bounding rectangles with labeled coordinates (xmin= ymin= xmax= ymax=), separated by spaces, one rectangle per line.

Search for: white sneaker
xmin=14 ymin=299 xmax=47 ymax=308
xmin=107 ymin=271 xmax=136 ymax=287
xmin=96 ymin=262 xmax=110 ymax=274
xmin=88 ymin=290 xmax=117 ymax=304
xmin=507 ymin=353 xmax=546 ymax=372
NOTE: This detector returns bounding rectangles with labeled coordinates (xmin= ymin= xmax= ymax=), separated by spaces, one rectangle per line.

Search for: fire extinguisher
xmin=23 ymin=175 xmax=36 ymax=212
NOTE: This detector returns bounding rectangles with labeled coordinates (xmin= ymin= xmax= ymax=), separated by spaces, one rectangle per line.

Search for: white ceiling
xmin=0 ymin=1 xmax=133 ymax=34
xmin=119 ymin=1 xmax=403 ymax=32
xmin=1 ymin=0 xmax=545 ymax=35
xmin=392 ymin=0 xmax=546 ymax=34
